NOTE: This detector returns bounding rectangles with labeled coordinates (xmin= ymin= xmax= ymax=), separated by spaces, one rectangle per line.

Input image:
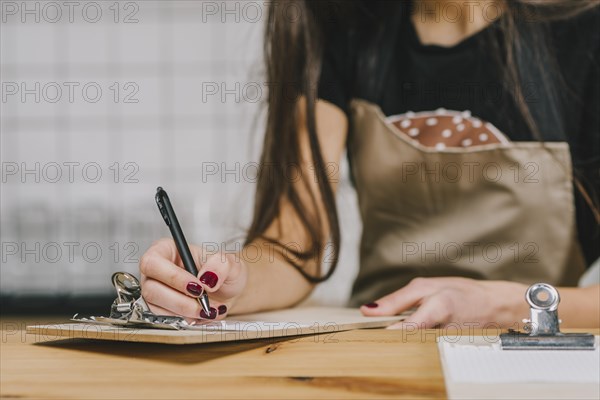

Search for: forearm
xmin=228 ymin=100 xmax=346 ymax=315
xmin=229 ymin=240 xmax=314 ymax=315
xmin=556 ymin=284 xmax=600 ymax=328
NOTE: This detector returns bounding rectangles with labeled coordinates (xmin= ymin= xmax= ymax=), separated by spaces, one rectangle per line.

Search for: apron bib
xmin=348 ymin=99 xmax=585 ymax=307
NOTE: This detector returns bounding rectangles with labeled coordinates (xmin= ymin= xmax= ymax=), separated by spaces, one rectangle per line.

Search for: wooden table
xmin=1 ymin=316 xmax=446 ymax=399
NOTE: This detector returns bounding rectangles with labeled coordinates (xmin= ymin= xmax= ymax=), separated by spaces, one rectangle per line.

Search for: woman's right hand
xmin=139 ymin=238 xmax=248 ymax=321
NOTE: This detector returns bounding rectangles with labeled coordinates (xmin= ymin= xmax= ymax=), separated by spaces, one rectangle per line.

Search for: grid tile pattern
xmin=1 ymin=1 xmax=361 ymax=306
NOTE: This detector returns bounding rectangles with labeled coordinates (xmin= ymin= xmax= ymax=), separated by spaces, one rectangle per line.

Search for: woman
xmin=139 ymin=0 xmax=600 ymax=328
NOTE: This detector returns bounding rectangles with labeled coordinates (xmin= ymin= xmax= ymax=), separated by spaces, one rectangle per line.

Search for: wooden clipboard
xmin=26 ymin=307 xmax=406 ymax=345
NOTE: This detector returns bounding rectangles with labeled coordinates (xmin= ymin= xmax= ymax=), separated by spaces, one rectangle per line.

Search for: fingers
xmin=147 ymin=302 xmax=177 ymax=316
xmin=213 ymin=303 xmax=229 ymax=320
xmin=140 ymin=250 xmax=204 ymax=298
xmin=147 ymin=300 xmax=229 ymax=323
xmin=388 ymin=295 xmax=452 ymax=329
xmin=142 ymin=278 xmax=204 ymax=319
xmin=146 ymin=302 xmax=200 ymax=325
xmin=360 ymin=278 xmax=438 ymax=316
xmin=196 ymin=253 xmax=242 ymax=297
xmin=143 ymin=277 xmax=231 ymax=320
xmin=140 ymin=239 xmax=242 ymax=320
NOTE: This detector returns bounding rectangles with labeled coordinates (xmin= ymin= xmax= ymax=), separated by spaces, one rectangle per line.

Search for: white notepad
xmin=438 ymin=335 xmax=600 ymax=400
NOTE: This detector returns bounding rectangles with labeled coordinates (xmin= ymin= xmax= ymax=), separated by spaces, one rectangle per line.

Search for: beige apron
xmin=348 ymin=99 xmax=586 ymax=307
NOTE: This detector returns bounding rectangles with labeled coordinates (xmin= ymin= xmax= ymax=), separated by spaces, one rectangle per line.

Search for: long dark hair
xmin=245 ymin=0 xmax=600 ymax=283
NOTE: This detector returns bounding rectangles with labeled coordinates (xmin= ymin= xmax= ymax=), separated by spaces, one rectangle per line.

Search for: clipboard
xmin=26 ymin=307 xmax=405 ymax=345
xmin=27 ymin=272 xmax=407 ymax=344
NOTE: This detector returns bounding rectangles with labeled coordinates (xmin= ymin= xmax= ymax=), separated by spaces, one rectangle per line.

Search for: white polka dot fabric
xmin=386 ymin=109 xmax=510 ymax=149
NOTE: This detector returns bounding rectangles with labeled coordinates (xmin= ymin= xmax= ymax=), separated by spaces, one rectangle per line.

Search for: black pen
xmin=154 ymin=187 xmax=211 ymax=316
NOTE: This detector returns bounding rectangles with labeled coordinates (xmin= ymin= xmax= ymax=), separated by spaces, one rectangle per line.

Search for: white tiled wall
xmin=0 ymin=1 xmax=361 ymax=306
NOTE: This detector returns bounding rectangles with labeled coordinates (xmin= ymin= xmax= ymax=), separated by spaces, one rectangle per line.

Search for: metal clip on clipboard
xmin=500 ymin=283 xmax=595 ymax=350
xmin=72 ymin=272 xmax=196 ymax=330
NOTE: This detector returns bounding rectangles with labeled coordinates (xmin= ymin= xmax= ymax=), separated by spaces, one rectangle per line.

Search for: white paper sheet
xmin=438 ymin=335 xmax=600 ymax=399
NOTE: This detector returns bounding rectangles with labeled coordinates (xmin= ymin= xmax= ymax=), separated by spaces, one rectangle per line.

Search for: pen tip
xmin=156 ymin=186 xmax=163 ymax=192
xmin=199 ymin=294 xmax=211 ymax=315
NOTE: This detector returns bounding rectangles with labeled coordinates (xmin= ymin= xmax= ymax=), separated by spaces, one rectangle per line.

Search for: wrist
xmin=487 ymin=280 xmax=529 ymax=328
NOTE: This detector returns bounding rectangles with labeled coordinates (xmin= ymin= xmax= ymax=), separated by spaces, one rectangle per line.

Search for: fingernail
xmin=200 ymin=307 xmax=217 ymax=319
xmin=186 ymin=282 xmax=203 ymax=296
xmin=218 ymin=305 xmax=227 ymax=314
xmin=200 ymin=271 xmax=219 ymax=288
xmin=199 ymin=271 xmax=218 ymax=288
xmin=363 ymin=302 xmax=379 ymax=308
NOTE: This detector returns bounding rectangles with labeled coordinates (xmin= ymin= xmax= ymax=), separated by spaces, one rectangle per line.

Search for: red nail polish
xmin=200 ymin=271 xmax=218 ymax=288
xmin=363 ymin=302 xmax=379 ymax=308
xmin=218 ymin=305 xmax=227 ymax=314
xmin=186 ymin=282 xmax=202 ymax=296
xmin=200 ymin=307 xmax=218 ymax=319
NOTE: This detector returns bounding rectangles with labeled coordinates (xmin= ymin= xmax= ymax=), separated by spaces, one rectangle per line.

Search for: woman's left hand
xmin=360 ymin=277 xmax=530 ymax=329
